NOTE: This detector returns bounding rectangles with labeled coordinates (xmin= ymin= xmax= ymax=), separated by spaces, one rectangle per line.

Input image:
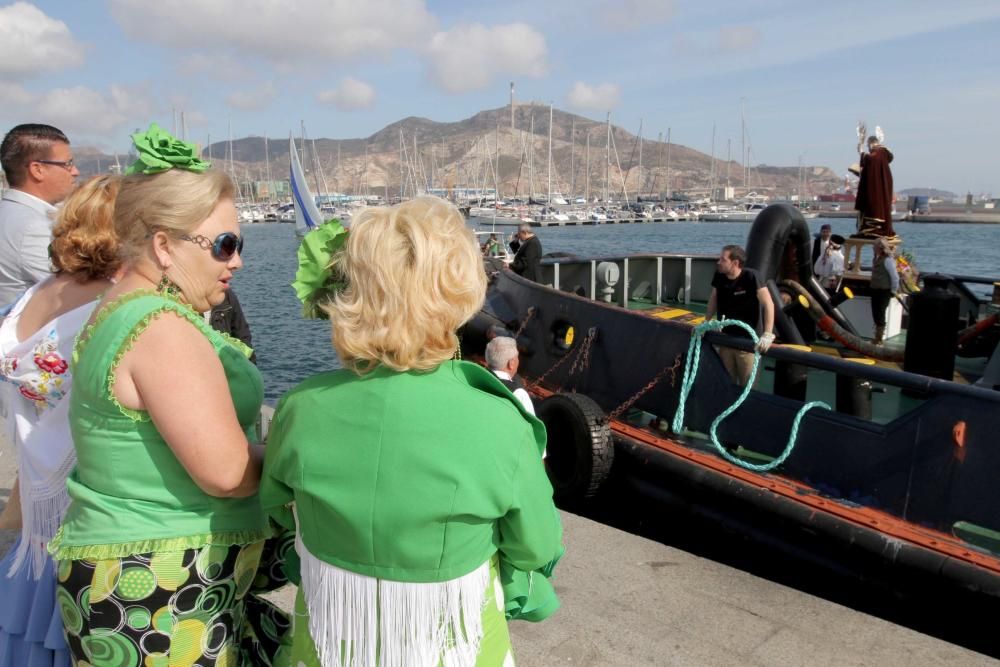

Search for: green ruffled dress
xmin=50 ymin=291 xmax=288 ymax=666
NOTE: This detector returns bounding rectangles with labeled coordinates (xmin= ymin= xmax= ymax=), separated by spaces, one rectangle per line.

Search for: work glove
xmin=756 ymin=332 xmax=775 ymax=353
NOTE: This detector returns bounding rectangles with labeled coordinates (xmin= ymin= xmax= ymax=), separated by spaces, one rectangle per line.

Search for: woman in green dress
xmin=262 ymin=196 xmax=564 ymax=666
xmin=51 ymin=125 xmax=289 ymax=666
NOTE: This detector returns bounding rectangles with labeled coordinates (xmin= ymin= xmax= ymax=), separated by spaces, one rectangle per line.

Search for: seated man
xmin=485 ymin=335 xmax=534 ymax=416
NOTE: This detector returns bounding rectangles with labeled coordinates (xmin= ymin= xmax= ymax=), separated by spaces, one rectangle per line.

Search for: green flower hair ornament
xmin=292 ymin=219 xmax=349 ymax=319
xmin=124 ymin=122 xmax=211 ymax=175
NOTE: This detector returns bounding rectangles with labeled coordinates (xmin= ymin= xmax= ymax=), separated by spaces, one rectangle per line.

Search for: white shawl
xmin=0 ymin=280 xmax=97 ymax=578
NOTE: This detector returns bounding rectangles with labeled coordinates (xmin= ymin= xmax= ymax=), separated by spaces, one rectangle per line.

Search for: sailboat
xmin=289 ymin=134 xmax=323 ymax=237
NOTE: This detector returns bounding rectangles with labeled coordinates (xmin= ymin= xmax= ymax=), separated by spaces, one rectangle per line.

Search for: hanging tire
xmin=536 ymin=392 xmax=613 ymax=502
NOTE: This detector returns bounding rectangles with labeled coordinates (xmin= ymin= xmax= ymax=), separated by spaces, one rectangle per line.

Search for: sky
xmin=2 ymin=0 xmax=999 ymax=195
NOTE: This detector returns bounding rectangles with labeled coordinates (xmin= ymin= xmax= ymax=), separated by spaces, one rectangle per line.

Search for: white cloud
xmin=0 ymin=2 xmax=86 ymax=78
xmin=718 ymin=25 xmax=760 ymax=51
xmin=2 ymin=84 xmax=155 ymax=136
xmin=566 ymin=81 xmax=620 ymax=111
xmin=600 ymin=0 xmax=675 ymax=31
xmin=425 ymin=23 xmax=547 ymax=94
xmin=178 ymin=52 xmax=255 ymax=81
xmin=225 ymin=81 xmax=277 ymax=111
xmin=109 ymin=0 xmax=436 ymax=66
xmin=317 ymin=77 xmax=376 ymax=111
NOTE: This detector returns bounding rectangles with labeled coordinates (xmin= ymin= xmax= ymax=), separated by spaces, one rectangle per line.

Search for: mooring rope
xmin=671 ymin=319 xmax=830 ymax=472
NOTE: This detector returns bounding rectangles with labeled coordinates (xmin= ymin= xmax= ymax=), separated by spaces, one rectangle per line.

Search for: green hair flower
xmin=125 ymin=122 xmax=210 ymax=175
xmin=292 ymin=219 xmax=349 ymax=319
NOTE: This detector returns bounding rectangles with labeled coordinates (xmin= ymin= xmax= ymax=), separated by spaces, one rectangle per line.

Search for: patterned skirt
xmin=56 ymin=533 xmax=293 ymax=667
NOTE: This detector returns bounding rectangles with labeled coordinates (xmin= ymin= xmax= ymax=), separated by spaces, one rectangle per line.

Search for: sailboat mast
xmin=605 ymin=112 xmax=611 ymax=203
xmin=547 ymin=102 xmax=553 ymax=202
xmin=585 ymin=130 xmax=590 ymax=203
xmin=741 ymin=98 xmax=747 ymax=188
xmin=528 ymin=111 xmax=534 ymax=200
xmin=570 ymin=118 xmax=576 ymax=200
xmin=264 ymin=135 xmax=272 ymax=201
xmin=399 ymin=130 xmax=404 ymax=201
xmin=637 ymin=118 xmax=643 ymax=195
xmin=665 ymin=127 xmax=672 ymax=198
xmin=710 ymin=123 xmax=716 ymax=199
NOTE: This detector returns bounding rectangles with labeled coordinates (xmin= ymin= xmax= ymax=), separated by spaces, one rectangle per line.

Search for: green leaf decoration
xmin=292 ymin=219 xmax=349 ymax=319
xmin=124 ymin=122 xmax=211 ymax=175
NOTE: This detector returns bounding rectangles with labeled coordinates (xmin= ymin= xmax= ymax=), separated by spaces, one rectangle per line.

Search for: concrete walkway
xmin=1 ymin=439 xmax=994 ymax=665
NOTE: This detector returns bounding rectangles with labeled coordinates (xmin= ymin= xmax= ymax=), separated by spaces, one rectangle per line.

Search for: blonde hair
xmin=326 ymin=196 xmax=486 ymax=374
xmin=113 ymin=169 xmax=236 ymax=263
xmin=50 ymin=175 xmax=121 ymax=281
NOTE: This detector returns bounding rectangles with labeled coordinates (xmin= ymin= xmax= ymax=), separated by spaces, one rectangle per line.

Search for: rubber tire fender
xmin=536 ymin=392 xmax=613 ymax=502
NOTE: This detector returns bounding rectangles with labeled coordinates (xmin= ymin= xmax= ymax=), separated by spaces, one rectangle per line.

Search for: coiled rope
xmin=671 ymin=319 xmax=830 ymax=472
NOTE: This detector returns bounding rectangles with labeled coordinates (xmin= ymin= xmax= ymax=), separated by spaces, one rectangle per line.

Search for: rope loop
xmin=671 ymin=319 xmax=829 ymax=472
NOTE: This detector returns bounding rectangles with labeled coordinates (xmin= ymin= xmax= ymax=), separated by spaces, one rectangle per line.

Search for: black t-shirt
xmin=711 ymin=268 xmax=764 ymax=338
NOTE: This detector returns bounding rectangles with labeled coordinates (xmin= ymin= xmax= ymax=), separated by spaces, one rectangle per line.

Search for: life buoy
xmin=536 ymin=392 xmax=613 ymax=502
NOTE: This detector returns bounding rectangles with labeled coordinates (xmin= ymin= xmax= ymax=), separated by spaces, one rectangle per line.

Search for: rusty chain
xmin=604 ymin=353 xmax=683 ymax=424
xmin=534 ymin=326 xmax=598 ymax=389
xmin=513 ymin=306 xmax=537 ymax=338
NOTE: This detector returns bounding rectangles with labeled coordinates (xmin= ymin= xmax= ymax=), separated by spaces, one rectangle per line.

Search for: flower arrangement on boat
xmin=895 ymin=249 xmax=920 ymax=293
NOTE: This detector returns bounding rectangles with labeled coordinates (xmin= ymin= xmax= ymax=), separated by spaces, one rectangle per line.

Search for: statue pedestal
xmin=842 ymin=237 xmax=902 ymax=281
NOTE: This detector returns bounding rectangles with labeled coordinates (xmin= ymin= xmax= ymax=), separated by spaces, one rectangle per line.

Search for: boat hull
xmin=464 ymin=264 xmax=1000 ymax=594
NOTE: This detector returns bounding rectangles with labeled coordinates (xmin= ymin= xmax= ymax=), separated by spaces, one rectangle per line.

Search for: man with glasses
xmin=0 ymin=123 xmax=79 ymax=308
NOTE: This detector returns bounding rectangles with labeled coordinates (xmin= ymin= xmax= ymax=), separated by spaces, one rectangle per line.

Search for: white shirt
xmin=814 ymin=248 xmax=845 ymax=283
xmin=0 ymin=189 xmax=56 ymax=308
xmin=491 ymin=370 xmax=535 ymax=416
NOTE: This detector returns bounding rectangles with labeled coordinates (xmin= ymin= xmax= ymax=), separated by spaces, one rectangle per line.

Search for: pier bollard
xmin=773 ymin=344 xmax=811 ymax=402
xmin=836 ymin=357 xmax=876 ymax=419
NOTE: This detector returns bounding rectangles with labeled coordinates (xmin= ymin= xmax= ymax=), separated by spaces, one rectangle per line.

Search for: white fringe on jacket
xmin=296 ymin=535 xmax=491 ymax=667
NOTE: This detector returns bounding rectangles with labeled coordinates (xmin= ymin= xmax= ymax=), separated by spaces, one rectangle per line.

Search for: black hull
xmin=463 ymin=265 xmax=1000 ymax=594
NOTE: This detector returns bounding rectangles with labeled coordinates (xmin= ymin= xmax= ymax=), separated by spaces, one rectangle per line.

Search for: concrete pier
xmin=1 ymin=436 xmax=994 ymax=665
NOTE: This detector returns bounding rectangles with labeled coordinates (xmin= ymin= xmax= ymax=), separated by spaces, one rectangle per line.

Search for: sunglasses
xmin=179 ymin=232 xmax=244 ymax=260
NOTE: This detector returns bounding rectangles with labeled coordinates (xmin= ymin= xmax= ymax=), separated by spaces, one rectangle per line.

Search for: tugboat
xmin=462 ymin=203 xmax=1000 ymax=595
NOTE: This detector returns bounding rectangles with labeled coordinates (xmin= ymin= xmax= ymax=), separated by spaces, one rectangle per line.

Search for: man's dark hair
xmin=1 ymin=124 xmax=70 ymax=187
xmin=722 ymin=244 xmax=746 ymax=267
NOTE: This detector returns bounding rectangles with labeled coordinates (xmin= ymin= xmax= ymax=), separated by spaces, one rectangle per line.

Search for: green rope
xmin=671 ymin=319 xmax=830 ymax=472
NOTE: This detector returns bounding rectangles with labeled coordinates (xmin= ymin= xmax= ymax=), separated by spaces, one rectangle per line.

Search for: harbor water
xmin=236 ymin=217 xmax=999 ymax=402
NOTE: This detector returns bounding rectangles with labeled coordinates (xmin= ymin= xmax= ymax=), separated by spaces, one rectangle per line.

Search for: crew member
xmin=509 ymin=224 xmax=542 ymax=282
xmin=811 ymin=223 xmax=832 ymax=272
xmin=870 ymin=238 xmax=899 ymax=345
xmin=705 ymin=244 xmax=775 ymax=385
xmin=814 ymin=234 xmax=846 ymax=291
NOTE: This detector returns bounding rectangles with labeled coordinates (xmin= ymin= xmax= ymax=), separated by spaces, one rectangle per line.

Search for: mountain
xmin=74 ymin=105 xmax=843 ymax=199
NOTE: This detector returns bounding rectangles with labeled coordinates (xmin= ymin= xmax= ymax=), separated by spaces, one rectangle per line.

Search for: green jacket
xmin=261 ymin=360 xmax=563 ymax=611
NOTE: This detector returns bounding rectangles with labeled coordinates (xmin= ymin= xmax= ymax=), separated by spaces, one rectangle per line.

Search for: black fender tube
xmin=766 ymin=279 xmax=806 ymax=345
xmin=746 ymin=204 xmax=858 ymax=336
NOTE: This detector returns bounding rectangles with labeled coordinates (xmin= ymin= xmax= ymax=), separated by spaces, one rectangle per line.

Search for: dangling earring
xmin=156 ymin=271 xmax=178 ymax=296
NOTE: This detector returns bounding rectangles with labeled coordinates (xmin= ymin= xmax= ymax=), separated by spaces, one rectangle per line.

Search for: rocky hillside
xmin=76 ymin=104 xmax=842 ymax=198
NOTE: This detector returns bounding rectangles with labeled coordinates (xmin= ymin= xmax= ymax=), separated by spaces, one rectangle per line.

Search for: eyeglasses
xmin=34 ymin=158 xmax=75 ymax=170
xmin=179 ymin=232 xmax=244 ymax=260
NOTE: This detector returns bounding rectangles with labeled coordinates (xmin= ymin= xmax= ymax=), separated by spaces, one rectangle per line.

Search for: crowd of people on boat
xmin=0 ymin=122 xmax=563 ymax=667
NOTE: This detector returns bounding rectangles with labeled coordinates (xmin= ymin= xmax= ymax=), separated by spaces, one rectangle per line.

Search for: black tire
xmin=536 ymin=392 xmax=613 ymax=502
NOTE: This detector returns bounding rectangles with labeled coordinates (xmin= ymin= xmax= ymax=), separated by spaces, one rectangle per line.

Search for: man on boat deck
xmin=706 ymin=245 xmax=775 ymax=385
xmin=811 ymin=223 xmax=833 ymax=272
xmin=854 ymin=136 xmax=896 ymax=239
xmin=509 ymin=223 xmax=543 ymax=282
xmin=485 ymin=335 xmax=535 ymax=417
xmin=0 ymin=123 xmax=79 ymax=309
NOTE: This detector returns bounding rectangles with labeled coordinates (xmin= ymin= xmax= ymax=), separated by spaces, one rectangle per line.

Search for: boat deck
xmin=624 ymin=297 xmax=986 ymax=426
